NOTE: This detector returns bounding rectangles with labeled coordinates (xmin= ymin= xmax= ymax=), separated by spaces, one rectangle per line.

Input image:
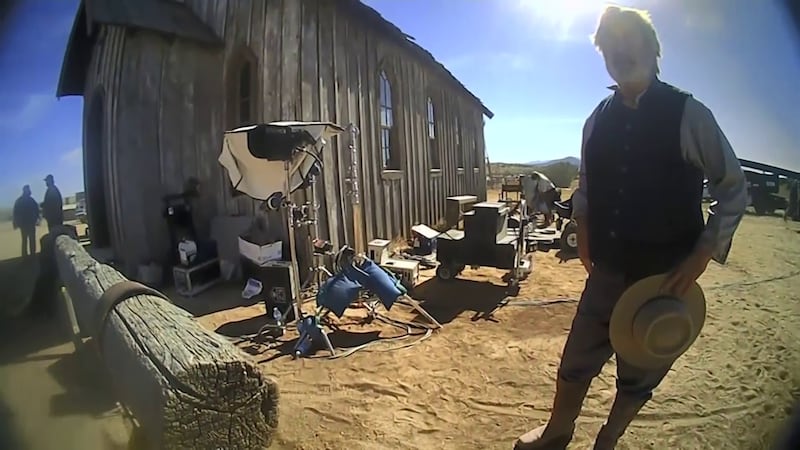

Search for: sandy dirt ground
xmin=0 ymin=203 xmax=798 ymax=449
xmin=0 ymin=220 xmax=131 ymax=450
xmin=192 ymin=208 xmax=800 ymax=450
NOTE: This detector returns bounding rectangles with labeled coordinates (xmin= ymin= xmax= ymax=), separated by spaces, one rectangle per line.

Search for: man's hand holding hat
xmin=660 ymin=243 xmax=713 ymax=296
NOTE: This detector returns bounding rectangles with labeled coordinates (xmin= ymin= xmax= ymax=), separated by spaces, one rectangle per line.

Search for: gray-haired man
xmin=514 ymin=6 xmax=747 ymax=450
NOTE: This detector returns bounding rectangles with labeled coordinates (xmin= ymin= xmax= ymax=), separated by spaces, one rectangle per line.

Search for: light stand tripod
xmin=241 ymin=121 xmax=442 ymax=359
xmin=253 ymin=152 xmax=329 ymax=341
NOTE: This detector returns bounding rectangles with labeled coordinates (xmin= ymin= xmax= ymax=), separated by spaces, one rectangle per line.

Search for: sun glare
xmin=516 ymin=0 xmax=617 ymax=41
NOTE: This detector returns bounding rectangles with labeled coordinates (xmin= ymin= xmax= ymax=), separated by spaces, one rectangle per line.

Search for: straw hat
xmin=610 ymin=273 xmax=706 ymax=370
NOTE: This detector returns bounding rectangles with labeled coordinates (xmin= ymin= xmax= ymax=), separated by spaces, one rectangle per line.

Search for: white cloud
xmin=61 ymin=147 xmax=82 ymax=164
xmin=0 ymin=94 xmax=53 ymax=133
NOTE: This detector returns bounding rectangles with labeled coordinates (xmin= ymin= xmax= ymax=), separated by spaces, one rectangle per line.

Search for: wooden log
xmin=53 ymin=235 xmax=278 ymax=450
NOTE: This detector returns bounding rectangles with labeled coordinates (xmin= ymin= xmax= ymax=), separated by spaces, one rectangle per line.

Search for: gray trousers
xmin=558 ymin=267 xmax=672 ymax=402
xmin=20 ymin=226 xmax=36 ymax=257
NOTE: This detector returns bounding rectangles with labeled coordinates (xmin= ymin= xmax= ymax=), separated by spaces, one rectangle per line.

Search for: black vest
xmin=585 ymin=80 xmax=705 ymax=278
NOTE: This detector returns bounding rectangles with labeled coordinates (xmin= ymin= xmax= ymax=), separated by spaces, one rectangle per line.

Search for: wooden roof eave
xmin=56 ymin=0 xmax=224 ymax=99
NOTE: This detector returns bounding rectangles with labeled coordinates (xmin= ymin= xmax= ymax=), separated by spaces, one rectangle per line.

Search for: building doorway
xmin=85 ymin=90 xmax=111 ymax=248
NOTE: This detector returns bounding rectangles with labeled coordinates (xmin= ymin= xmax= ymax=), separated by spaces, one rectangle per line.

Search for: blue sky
xmin=0 ymin=0 xmax=799 ymax=207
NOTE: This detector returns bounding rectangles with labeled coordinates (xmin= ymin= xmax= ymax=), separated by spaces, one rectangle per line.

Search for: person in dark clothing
xmin=42 ymin=174 xmax=63 ymax=231
xmin=12 ymin=185 xmax=40 ymax=256
xmin=785 ymin=180 xmax=798 ymax=221
xmin=513 ymin=6 xmax=747 ymax=450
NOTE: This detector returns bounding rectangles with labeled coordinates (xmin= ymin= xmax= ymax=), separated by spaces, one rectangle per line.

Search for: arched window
xmin=238 ymin=60 xmax=254 ymax=124
xmin=379 ymin=71 xmax=395 ymax=169
xmin=227 ymin=48 xmax=258 ymax=128
xmin=473 ymin=134 xmax=481 ymax=169
xmin=427 ymin=97 xmax=440 ymax=169
xmin=427 ymin=97 xmax=435 ymax=139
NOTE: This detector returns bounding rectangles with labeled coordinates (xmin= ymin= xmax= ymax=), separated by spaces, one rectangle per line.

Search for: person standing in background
xmin=12 ymin=185 xmax=40 ymax=256
xmin=42 ymin=174 xmax=63 ymax=231
xmin=521 ymin=171 xmax=560 ymax=227
xmin=784 ymin=180 xmax=798 ymax=221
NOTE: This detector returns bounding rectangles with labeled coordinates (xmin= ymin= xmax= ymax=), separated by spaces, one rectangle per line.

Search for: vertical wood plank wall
xmin=82 ymin=26 xmax=127 ymax=268
xmin=85 ymin=0 xmax=488 ymax=270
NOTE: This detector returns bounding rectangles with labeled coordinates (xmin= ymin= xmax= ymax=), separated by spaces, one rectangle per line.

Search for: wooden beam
xmin=739 ymin=159 xmax=800 ymax=180
xmin=52 ymin=234 xmax=278 ymax=450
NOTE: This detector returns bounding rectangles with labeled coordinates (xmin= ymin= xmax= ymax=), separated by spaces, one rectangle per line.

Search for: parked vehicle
xmin=738 ymin=159 xmax=799 ymax=216
xmin=75 ymin=199 xmax=87 ymax=223
xmin=553 ymin=196 xmax=578 ymax=255
xmin=744 ymin=169 xmax=787 ymax=215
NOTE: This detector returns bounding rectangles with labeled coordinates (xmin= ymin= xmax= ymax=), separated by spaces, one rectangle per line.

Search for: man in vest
xmin=514 ymin=6 xmax=747 ymax=450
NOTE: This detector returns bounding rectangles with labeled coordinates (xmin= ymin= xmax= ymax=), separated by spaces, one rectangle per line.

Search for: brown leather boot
xmin=592 ymin=392 xmax=649 ymax=450
xmin=514 ymin=379 xmax=592 ymax=450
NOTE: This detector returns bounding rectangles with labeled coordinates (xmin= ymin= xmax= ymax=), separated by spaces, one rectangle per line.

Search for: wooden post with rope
xmin=348 ymin=124 xmax=366 ymax=254
xmin=49 ymin=233 xmax=279 ymax=450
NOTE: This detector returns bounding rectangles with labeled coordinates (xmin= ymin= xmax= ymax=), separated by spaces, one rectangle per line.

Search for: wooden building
xmin=57 ymin=0 xmax=493 ymax=275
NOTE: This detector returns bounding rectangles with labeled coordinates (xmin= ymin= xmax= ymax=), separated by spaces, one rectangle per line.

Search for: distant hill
xmin=489 ymin=156 xmax=580 ymax=188
xmin=526 ymin=156 xmax=581 ymax=167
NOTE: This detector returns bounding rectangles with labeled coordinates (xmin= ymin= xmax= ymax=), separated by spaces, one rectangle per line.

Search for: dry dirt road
xmin=198 ymin=211 xmax=800 ymax=450
xmin=0 ymin=210 xmax=798 ymax=450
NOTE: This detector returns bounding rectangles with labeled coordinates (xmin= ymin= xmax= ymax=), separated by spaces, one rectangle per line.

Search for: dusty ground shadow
xmin=188 ymin=212 xmax=800 ymax=450
xmin=410 ymin=277 xmax=512 ymax=324
xmin=0 ymin=256 xmax=38 ymax=318
xmin=0 ymin=253 xmax=132 ymax=450
xmin=0 ymin=396 xmax=24 ymax=450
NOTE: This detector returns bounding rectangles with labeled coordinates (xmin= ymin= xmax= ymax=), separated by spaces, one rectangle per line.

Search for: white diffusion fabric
xmin=217 ymin=122 xmax=345 ymax=201
xmin=218 ymin=130 xmax=288 ymax=201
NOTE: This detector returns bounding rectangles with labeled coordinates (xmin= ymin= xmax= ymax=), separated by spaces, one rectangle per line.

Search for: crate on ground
xmin=445 ymin=195 xmax=478 ymax=229
xmin=238 ymin=235 xmax=282 ymax=266
xmin=368 ymin=239 xmax=391 ymax=264
xmin=173 ymin=258 xmax=221 ymax=297
xmin=380 ymin=258 xmax=420 ymax=290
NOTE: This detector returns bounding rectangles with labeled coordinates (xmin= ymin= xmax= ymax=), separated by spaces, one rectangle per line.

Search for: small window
xmin=455 ymin=116 xmax=465 ymax=169
xmin=238 ymin=61 xmax=252 ymax=124
xmin=379 ymin=71 xmax=397 ymax=169
xmin=473 ymin=135 xmax=481 ymax=169
xmin=427 ymin=97 xmax=440 ymax=168
xmin=427 ymin=98 xmax=435 ymax=139
xmin=227 ymin=47 xmax=258 ymax=128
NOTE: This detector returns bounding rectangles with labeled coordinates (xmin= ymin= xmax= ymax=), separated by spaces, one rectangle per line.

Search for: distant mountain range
xmin=525 ymin=156 xmax=581 ymax=167
xmin=489 ymin=156 xmax=581 ymax=187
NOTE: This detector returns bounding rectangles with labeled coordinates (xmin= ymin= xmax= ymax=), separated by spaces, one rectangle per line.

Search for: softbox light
xmin=218 ymin=121 xmax=345 ymax=201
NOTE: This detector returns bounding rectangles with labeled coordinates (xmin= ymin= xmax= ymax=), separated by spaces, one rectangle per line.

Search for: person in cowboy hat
xmin=42 ymin=174 xmax=64 ymax=232
xmin=514 ymin=5 xmax=748 ymax=450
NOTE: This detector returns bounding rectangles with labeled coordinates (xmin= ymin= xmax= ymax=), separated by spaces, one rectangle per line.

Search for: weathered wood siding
xmin=82 ymin=26 xmax=127 ymax=265
xmin=185 ymin=0 xmax=488 ymax=239
xmin=83 ymin=25 xmax=226 ymax=273
xmin=86 ymin=0 xmax=488 ymax=270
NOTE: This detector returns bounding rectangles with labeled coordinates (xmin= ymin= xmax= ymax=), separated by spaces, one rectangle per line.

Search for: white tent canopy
xmin=218 ymin=121 xmax=344 ymax=201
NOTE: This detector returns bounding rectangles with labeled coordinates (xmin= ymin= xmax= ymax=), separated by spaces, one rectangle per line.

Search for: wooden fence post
xmin=53 ymin=234 xmax=279 ymax=450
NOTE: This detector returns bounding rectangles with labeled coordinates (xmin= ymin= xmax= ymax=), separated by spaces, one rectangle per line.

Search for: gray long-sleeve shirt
xmin=572 ymin=90 xmax=748 ymax=265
